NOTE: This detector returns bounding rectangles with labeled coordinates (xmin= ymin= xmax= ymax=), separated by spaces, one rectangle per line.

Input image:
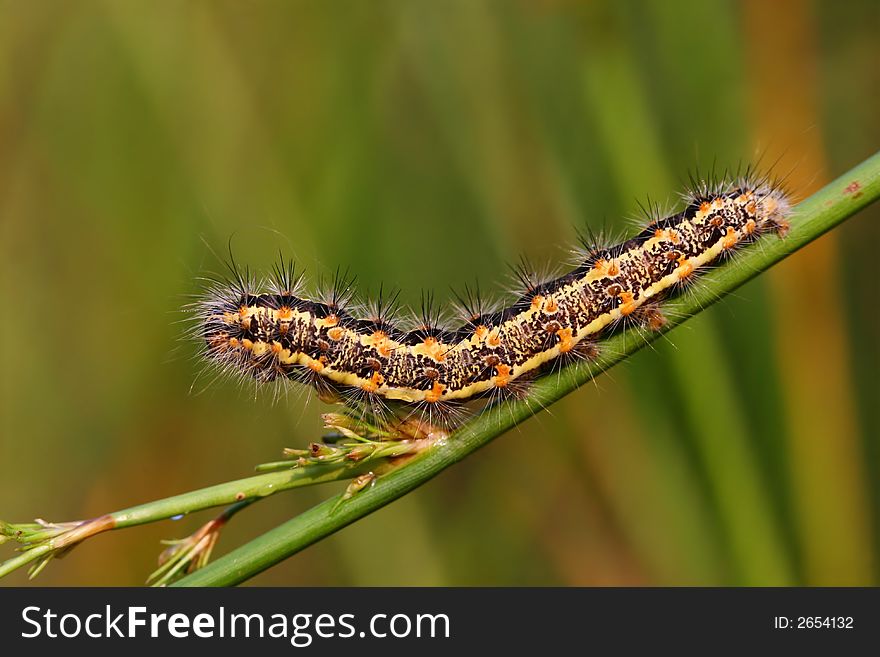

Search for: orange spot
xmin=228 ymin=337 xmax=240 ymax=348
xmin=421 ymin=336 xmax=447 ymax=362
xmin=654 ymin=229 xmax=678 ymax=242
xmin=745 ymin=201 xmax=757 ymax=215
xmin=271 ymin=341 xmax=283 ymax=355
xmin=557 ymin=327 xmax=574 ymax=353
xmin=544 ymin=297 xmax=558 ymax=313
xmin=327 ymin=327 xmax=344 ymax=341
xmin=699 ymin=201 xmax=711 ymax=213
xmin=307 ymin=356 xmax=327 ymax=372
xmin=494 ymin=364 xmax=511 ymax=388
xmin=370 ymin=330 xmax=392 ymax=357
xmin=744 ymin=219 xmax=757 ymax=235
xmin=241 ymin=338 xmax=254 ymax=350
xmin=425 ymin=381 xmax=445 ymax=403
xmin=531 ymin=295 xmax=544 ymax=311
xmin=722 ymin=227 xmax=738 ymax=249
xmin=619 ymin=291 xmax=636 ymax=316
xmin=487 ymin=330 xmax=502 ymax=348
xmin=238 ymin=305 xmax=249 ymax=317
xmin=474 ymin=325 xmax=488 ymax=340
xmin=669 ymin=231 xmax=680 ymax=243
xmin=360 ymin=371 xmax=384 ymax=393
xmin=677 ymin=256 xmax=694 ymax=279
xmin=276 ymin=306 xmax=292 ymax=320
xmin=593 ymin=257 xmax=618 ymax=277
xmin=324 ymin=314 xmax=339 ymax=327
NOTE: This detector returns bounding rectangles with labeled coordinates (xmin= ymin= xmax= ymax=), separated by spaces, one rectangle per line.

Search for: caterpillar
xmin=195 ymin=172 xmax=791 ymax=426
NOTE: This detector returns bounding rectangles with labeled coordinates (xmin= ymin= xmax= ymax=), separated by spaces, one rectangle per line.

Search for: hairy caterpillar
xmin=195 ymin=172 xmax=790 ymax=426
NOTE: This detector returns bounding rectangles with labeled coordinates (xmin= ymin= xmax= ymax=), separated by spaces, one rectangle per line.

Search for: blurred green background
xmin=1 ymin=0 xmax=878 ymax=586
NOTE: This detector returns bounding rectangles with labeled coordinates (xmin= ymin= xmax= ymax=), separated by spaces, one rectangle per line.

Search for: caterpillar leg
xmin=633 ymin=302 xmax=668 ymax=332
xmin=769 ymin=217 xmax=791 ymax=238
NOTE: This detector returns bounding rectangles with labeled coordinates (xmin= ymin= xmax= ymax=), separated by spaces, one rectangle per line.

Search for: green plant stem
xmin=174 ymin=150 xmax=880 ymax=587
xmin=111 ymin=463 xmax=375 ymax=528
xmin=0 ymin=460 xmax=380 ymax=579
xmin=0 ymin=545 xmax=51 ymax=578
